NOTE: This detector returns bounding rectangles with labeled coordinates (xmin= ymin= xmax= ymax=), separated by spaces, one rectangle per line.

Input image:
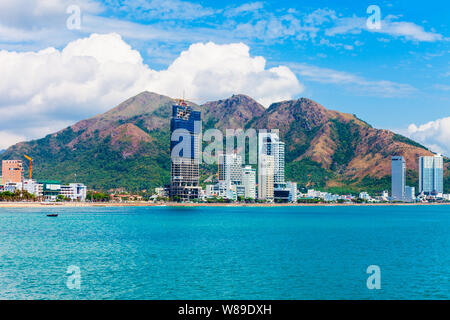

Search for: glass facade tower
xmin=392 ymin=156 xmax=406 ymax=201
xmin=419 ymin=155 xmax=444 ymax=195
xmin=170 ymin=102 xmax=202 ymax=201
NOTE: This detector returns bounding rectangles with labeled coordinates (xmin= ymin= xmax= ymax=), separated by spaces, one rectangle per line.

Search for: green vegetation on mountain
xmin=329 ymin=119 xmax=361 ymax=169
xmin=1 ymin=91 xmax=447 ymax=195
xmin=286 ymin=159 xmax=333 ymax=189
xmin=392 ymin=134 xmax=429 ymax=150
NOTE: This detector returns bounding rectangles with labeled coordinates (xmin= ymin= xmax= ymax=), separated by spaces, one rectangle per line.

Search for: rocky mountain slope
xmin=1 ymin=91 xmax=448 ymax=193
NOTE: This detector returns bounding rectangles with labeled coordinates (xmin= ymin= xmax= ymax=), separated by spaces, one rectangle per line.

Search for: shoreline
xmin=0 ymin=202 xmax=449 ymax=208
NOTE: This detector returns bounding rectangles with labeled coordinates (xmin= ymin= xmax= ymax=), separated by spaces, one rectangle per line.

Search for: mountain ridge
xmin=1 ymin=91 xmax=448 ymax=193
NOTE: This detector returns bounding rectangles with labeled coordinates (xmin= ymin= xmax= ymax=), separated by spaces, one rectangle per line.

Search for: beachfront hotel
xmin=1 ymin=160 xmax=24 ymax=184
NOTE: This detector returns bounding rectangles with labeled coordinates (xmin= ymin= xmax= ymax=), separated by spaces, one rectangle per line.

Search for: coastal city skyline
xmin=0 ymin=95 xmax=448 ymax=203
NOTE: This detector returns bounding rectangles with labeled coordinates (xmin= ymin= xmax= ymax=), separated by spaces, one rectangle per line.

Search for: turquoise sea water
xmin=0 ymin=205 xmax=449 ymax=300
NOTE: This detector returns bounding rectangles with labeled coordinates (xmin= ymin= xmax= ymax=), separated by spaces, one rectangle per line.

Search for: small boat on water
xmin=47 ymin=213 xmax=58 ymax=217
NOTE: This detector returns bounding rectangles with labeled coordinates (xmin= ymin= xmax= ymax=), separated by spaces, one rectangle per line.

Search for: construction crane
xmin=24 ymin=154 xmax=33 ymax=179
xmin=177 ymin=91 xmax=203 ymax=106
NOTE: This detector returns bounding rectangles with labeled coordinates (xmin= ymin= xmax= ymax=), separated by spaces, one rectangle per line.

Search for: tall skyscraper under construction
xmin=170 ymin=101 xmax=201 ymax=201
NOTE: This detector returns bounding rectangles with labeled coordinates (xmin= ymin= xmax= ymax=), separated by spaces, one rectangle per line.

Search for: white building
xmin=259 ymin=132 xmax=285 ymax=186
xmin=307 ymin=189 xmax=320 ymax=198
xmin=3 ymin=183 xmax=21 ymax=193
xmin=205 ymin=185 xmax=216 ymax=197
xmin=258 ymin=154 xmax=274 ymax=201
xmin=242 ymin=166 xmax=256 ymax=199
xmin=218 ymin=153 xmax=243 ymax=184
xmin=23 ymin=179 xmax=43 ymax=197
xmin=359 ymin=192 xmax=371 ymax=201
xmin=206 ymin=181 xmax=235 ymax=199
xmin=258 ymin=131 xmax=285 ymax=201
xmin=59 ymin=183 xmax=87 ymax=201
xmin=155 ymin=187 xmax=169 ymax=198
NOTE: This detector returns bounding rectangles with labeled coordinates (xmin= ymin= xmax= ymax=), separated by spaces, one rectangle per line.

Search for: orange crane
xmin=24 ymin=154 xmax=33 ymax=179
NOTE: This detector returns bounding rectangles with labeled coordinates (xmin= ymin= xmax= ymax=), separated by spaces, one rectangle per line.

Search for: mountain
xmin=0 ymin=149 xmax=4 ymax=154
xmin=1 ymin=92 xmax=179 ymax=190
xmin=1 ymin=91 xmax=448 ymax=193
xmin=249 ymin=98 xmax=448 ymax=193
xmin=202 ymin=94 xmax=265 ymax=129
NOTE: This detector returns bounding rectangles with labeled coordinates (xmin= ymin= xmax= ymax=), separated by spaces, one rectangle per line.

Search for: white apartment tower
xmin=259 ymin=132 xmax=285 ymax=186
xmin=242 ymin=165 xmax=256 ymax=199
xmin=258 ymin=154 xmax=274 ymax=200
xmin=218 ymin=153 xmax=243 ymax=185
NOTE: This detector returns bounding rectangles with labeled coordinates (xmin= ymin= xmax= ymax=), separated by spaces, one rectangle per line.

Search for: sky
xmin=0 ymin=0 xmax=449 ymax=155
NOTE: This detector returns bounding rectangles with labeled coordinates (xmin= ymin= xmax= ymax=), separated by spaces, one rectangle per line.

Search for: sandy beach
xmin=0 ymin=201 xmax=449 ymax=208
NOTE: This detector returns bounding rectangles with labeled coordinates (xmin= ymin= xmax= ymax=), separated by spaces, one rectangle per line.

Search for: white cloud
xmin=303 ymin=8 xmax=336 ymax=26
xmin=109 ymin=0 xmax=216 ymax=20
xmin=0 ymin=131 xmax=27 ymax=150
xmin=325 ymin=15 xmax=443 ymax=42
xmin=224 ymin=2 xmax=264 ymax=17
xmin=380 ymin=20 xmax=443 ymax=42
xmin=154 ymin=42 xmax=303 ymax=106
xmin=0 ymin=2 xmax=445 ymax=56
xmin=434 ymin=84 xmax=450 ymax=91
xmin=0 ymin=0 xmax=102 ymax=29
xmin=0 ymin=33 xmax=303 ymax=149
xmin=290 ymin=63 xmax=416 ymax=97
xmin=407 ymin=117 xmax=450 ymax=156
xmin=234 ymin=14 xmax=302 ymax=41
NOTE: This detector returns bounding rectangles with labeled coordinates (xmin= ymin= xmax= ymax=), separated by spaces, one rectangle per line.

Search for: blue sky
xmin=0 ymin=0 xmax=448 ymax=154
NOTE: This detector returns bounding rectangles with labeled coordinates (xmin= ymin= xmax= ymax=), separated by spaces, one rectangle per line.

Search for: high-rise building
xmin=258 ymin=132 xmax=285 ymax=201
xmin=419 ymin=155 xmax=444 ymax=195
xmin=242 ymin=165 xmax=256 ymax=199
xmin=218 ymin=153 xmax=243 ymax=185
xmin=391 ymin=156 xmax=406 ymax=201
xmin=170 ymin=102 xmax=201 ymax=201
xmin=259 ymin=132 xmax=285 ymax=186
xmin=405 ymin=186 xmax=416 ymax=203
xmin=2 ymin=160 xmax=24 ymax=184
xmin=258 ymin=154 xmax=274 ymax=200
